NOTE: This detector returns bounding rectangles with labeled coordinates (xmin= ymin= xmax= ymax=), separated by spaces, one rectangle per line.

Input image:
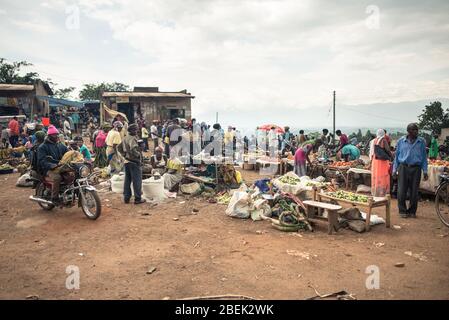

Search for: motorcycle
xmin=29 ymin=158 xmax=101 ymax=220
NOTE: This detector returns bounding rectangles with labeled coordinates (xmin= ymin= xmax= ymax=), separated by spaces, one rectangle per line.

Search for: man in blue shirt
xmin=393 ymin=123 xmax=428 ymax=218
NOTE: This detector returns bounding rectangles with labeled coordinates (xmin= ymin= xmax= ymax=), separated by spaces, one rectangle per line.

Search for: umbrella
xmin=257 ymin=124 xmax=285 ymax=134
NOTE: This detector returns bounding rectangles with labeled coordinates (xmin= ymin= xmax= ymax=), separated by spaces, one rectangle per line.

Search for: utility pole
xmin=333 ymin=91 xmax=336 ymax=144
xmin=216 ymin=112 xmax=218 ymax=124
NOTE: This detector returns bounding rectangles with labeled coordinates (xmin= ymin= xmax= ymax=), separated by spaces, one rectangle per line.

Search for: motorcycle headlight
xmin=79 ymin=165 xmax=90 ymax=178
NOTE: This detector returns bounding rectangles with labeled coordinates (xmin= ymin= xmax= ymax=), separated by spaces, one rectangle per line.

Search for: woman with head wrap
xmin=294 ymin=143 xmax=313 ymax=177
xmin=370 ymin=129 xmax=392 ymax=197
xmin=93 ymin=123 xmax=111 ymax=168
xmin=105 ymin=121 xmax=124 ymax=173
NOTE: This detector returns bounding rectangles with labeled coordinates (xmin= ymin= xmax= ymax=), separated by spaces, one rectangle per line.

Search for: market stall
xmin=420 ymin=160 xmax=449 ymax=193
xmin=313 ymin=188 xmax=391 ymax=232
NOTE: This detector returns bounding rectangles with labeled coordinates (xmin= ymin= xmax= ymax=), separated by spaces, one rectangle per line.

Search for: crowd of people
xmin=0 ymin=111 xmax=443 ymax=218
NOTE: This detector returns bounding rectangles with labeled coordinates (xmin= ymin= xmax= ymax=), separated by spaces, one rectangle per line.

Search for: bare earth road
xmin=0 ymin=171 xmax=448 ymax=300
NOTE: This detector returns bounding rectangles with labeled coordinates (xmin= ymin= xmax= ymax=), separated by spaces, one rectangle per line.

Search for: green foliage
xmin=0 ymin=58 xmax=39 ymax=83
xmin=53 ymin=87 xmax=76 ymax=99
xmin=79 ymin=82 xmax=130 ymax=100
xmin=356 ymin=129 xmax=363 ymax=141
xmin=418 ymin=101 xmax=449 ymax=135
xmin=363 ymin=129 xmax=373 ymax=142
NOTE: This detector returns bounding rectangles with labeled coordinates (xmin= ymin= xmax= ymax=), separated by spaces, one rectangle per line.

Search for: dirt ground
xmin=0 ymin=169 xmax=448 ymax=300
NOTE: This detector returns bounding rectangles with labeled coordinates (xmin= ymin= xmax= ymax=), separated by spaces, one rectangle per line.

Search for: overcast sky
xmin=1 ymin=0 xmax=448 ymax=128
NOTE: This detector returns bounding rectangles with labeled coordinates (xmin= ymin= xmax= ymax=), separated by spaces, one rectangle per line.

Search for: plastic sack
xmin=272 ymin=172 xmax=306 ymax=195
xmin=356 ymin=184 xmax=372 ymax=193
xmin=420 ymin=165 xmax=444 ymax=193
xmin=180 ymin=182 xmax=202 ymax=195
xmin=226 ymin=191 xmax=251 ymax=219
xmin=250 ymin=198 xmax=272 ymax=221
xmin=361 ymin=212 xmax=385 ymax=225
xmin=254 ymin=178 xmax=271 ymax=193
xmin=16 ymin=173 xmax=34 ymax=187
xmin=142 ymin=176 xmax=167 ymax=201
xmin=110 ymin=173 xmax=126 ymax=194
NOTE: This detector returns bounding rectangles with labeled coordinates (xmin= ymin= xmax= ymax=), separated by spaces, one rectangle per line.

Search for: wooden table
xmin=313 ymin=188 xmax=391 ymax=231
xmin=303 ymin=200 xmax=343 ymax=234
xmin=345 ymin=167 xmax=371 ymax=190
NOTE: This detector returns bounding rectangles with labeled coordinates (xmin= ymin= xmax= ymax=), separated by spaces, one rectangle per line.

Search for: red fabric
xmin=8 ymin=119 xmax=19 ymax=136
xmin=95 ymin=130 xmax=107 ymax=148
xmin=42 ymin=117 xmax=50 ymax=127
xmin=384 ymin=134 xmax=391 ymax=146
xmin=258 ymin=124 xmax=285 ymax=134
xmin=339 ymin=133 xmax=349 ymax=146
xmin=294 ymin=148 xmax=306 ymax=164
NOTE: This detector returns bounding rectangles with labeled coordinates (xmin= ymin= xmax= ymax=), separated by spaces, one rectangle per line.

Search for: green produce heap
xmin=279 ymin=176 xmax=301 ymax=185
xmin=327 ymin=190 xmax=369 ymax=203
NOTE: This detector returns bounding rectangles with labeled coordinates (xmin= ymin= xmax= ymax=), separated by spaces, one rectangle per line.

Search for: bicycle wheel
xmin=435 ymin=182 xmax=449 ymax=228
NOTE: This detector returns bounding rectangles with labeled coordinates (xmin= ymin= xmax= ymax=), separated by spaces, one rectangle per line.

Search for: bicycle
xmin=435 ymin=169 xmax=449 ymax=227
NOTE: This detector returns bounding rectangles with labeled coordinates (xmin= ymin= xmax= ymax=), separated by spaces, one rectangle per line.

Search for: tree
xmin=364 ymin=129 xmax=373 ymax=142
xmin=418 ymin=101 xmax=449 ymax=134
xmin=0 ymin=58 xmax=40 ymax=84
xmin=53 ymin=87 xmax=76 ymax=99
xmin=356 ymin=129 xmax=363 ymax=141
xmin=79 ymin=82 xmax=130 ymax=100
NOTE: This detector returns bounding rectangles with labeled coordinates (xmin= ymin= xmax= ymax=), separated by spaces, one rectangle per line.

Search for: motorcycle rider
xmin=37 ymin=125 xmax=68 ymax=203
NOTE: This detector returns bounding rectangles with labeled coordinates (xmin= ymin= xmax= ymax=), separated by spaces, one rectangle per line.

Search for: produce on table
xmin=305 ymin=181 xmax=328 ymax=188
xmin=330 ymin=161 xmax=354 ymax=168
xmin=429 ymin=159 xmax=449 ymax=167
xmin=278 ymin=176 xmax=301 ymax=185
xmin=327 ymin=190 xmax=369 ymax=203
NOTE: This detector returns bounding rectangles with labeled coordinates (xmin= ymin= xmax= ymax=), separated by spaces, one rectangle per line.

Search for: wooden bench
xmin=303 ymin=200 xmax=343 ymax=235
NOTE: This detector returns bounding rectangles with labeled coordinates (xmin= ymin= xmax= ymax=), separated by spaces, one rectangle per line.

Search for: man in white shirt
xmin=150 ymin=120 xmax=159 ymax=152
xmin=63 ymin=117 xmax=72 ymax=139
xmin=268 ymin=127 xmax=278 ymax=157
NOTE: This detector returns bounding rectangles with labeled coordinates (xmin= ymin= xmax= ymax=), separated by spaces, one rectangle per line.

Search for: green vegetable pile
xmin=0 ymin=163 xmax=13 ymax=170
xmin=327 ymin=190 xmax=369 ymax=203
xmin=279 ymin=176 xmax=301 ymax=185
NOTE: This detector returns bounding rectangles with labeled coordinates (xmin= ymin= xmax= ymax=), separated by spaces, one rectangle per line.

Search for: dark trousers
xmin=142 ymin=138 xmax=149 ymax=151
xmin=397 ymin=164 xmax=421 ymax=215
xmin=124 ymin=162 xmax=143 ymax=202
xmin=152 ymin=138 xmax=159 ymax=152
xmin=9 ymin=135 xmax=19 ymax=147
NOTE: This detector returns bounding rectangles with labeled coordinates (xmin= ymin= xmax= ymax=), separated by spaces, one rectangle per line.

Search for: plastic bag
xmin=16 ymin=173 xmax=33 ymax=187
xmin=250 ymin=198 xmax=272 ymax=221
xmin=226 ymin=191 xmax=250 ymax=219
xmin=272 ymin=172 xmax=306 ymax=195
xmin=356 ymin=184 xmax=372 ymax=193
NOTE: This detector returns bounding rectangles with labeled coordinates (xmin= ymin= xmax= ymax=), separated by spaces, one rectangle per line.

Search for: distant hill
xmin=207 ymin=98 xmax=449 ymax=134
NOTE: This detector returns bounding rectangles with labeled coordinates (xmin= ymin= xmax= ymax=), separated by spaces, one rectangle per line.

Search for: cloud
xmin=1 ymin=0 xmax=448 ymax=127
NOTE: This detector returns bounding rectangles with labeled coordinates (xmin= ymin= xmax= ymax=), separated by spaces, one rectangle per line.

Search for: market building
xmin=0 ymin=80 xmax=53 ymax=118
xmin=101 ymin=87 xmax=194 ymax=124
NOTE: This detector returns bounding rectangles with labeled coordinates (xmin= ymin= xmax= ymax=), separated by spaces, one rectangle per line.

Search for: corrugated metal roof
xmin=0 ymin=84 xmax=34 ymax=91
xmin=36 ymin=96 xmax=84 ymax=108
xmin=102 ymin=91 xmax=194 ymax=98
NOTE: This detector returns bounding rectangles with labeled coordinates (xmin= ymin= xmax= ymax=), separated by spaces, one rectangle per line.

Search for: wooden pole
xmin=333 ymin=91 xmax=336 ymax=144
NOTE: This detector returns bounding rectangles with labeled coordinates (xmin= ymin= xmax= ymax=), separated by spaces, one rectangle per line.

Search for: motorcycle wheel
xmin=80 ymin=189 xmax=101 ymax=220
xmin=36 ymin=183 xmax=55 ymax=211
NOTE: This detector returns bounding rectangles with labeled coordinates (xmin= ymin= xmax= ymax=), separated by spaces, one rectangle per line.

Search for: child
xmin=74 ymin=136 xmax=92 ymax=163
